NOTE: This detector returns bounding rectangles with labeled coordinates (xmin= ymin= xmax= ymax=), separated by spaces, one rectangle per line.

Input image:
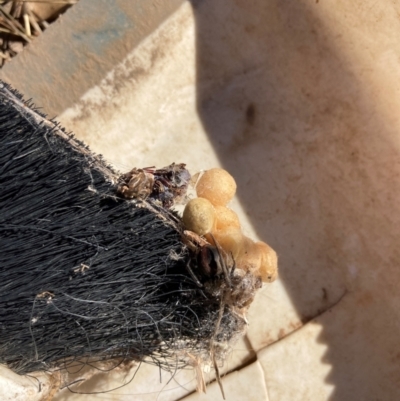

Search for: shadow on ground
xmin=190 ymin=0 xmax=400 ymax=399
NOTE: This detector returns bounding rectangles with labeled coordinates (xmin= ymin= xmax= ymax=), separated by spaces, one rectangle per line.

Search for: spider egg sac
xmin=236 ymin=236 xmax=262 ymax=274
xmin=213 ymin=205 xmax=241 ymax=231
xmin=256 ymin=241 xmax=278 ymax=283
xmin=196 ymin=168 xmax=237 ymax=206
xmin=182 ymin=197 xmax=215 ymax=236
xmin=212 ymin=227 xmax=244 ymax=259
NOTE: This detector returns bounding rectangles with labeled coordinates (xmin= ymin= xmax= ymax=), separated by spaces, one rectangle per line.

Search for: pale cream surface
xmin=4 ymin=0 xmax=400 ymax=399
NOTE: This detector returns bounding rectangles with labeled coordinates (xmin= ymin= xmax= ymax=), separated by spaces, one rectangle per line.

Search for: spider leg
xmin=229 ymin=252 xmax=236 ymax=275
xmin=219 ymin=254 xmax=232 ymax=288
xmin=185 ymin=260 xmax=203 ymax=288
xmin=208 ymin=233 xmax=232 ymax=288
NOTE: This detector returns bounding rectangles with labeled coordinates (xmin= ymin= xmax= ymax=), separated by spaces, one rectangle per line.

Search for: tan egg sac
xmin=213 ymin=205 xmax=241 ymax=231
xmin=187 ymin=167 xmax=278 ymax=284
xmin=182 ymin=197 xmax=215 ymax=235
xmin=213 ymin=230 xmax=278 ymax=284
xmin=212 ymin=227 xmax=244 ymax=259
xmin=235 ymin=236 xmax=262 ymax=274
xmin=196 ymin=168 xmax=237 ymax=206
xmin=256 ymin=241 xmax=278 ymax=283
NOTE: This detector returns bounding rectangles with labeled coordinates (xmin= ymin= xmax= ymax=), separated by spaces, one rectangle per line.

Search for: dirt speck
xmin=245 ymin=102 xmax=256 ymax=125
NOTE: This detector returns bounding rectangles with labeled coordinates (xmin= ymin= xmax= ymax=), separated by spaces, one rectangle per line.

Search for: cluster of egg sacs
xmin=182 ymin=168 xmax=278 ymax=283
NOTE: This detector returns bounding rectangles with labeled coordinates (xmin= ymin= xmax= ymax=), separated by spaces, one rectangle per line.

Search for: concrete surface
xmin=0 ymin=0 xmax=184 ymax=116
xmin=3 ymin=0 xmax=400 ymax=400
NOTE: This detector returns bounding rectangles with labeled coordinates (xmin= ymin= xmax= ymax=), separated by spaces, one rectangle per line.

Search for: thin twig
xmin=23 ymin=13 xmax=30 ymax=36
xmin=22 ymin=3 xmax=31 ymax=36
xmin=0 ymin=27 xmax=13 ymax=34
xmin=27 ymin=13 xmax=40 ymax=33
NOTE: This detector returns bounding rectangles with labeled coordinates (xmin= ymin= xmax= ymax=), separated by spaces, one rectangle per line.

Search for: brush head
xmin=0 ymin=82 xmax=249 ymax=379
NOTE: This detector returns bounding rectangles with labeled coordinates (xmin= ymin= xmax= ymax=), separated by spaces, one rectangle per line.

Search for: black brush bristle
xmin=0 ymin=81 xmax=245 ymax=376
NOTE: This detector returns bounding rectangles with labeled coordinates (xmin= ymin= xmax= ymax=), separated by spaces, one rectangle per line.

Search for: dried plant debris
xmin=0 ymin=0 xmax=78 ymax=67
xmin=117 ymin=163 xmax=191 ymax=208
xmin=0 ymin=81 xmax=277 ymax=399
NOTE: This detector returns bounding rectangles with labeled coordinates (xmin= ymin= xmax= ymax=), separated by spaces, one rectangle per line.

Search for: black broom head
xmin=0 ymin=81 xmax=265 ymax=398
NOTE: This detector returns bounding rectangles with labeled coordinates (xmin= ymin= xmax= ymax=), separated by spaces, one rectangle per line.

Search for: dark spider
xmin=184 ymin=232 xmax=234 ymax=289
xmin=183 ymin=230 xmax=262 ymax=400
